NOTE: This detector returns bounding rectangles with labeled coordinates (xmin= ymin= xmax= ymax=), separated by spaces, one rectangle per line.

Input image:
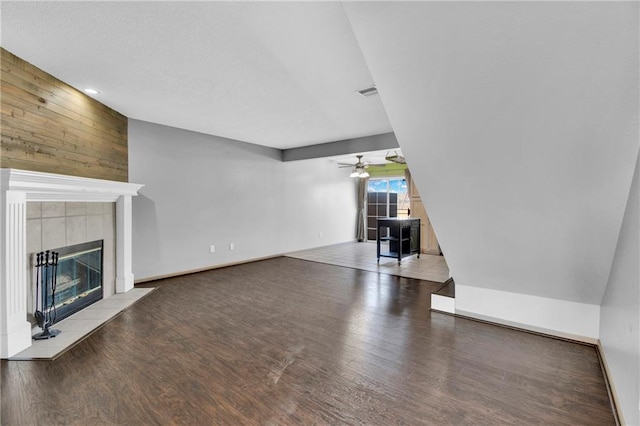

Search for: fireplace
xmin=36 ymin=240 xmax=104 ymax=324
xmin=0 ymin=168 xmax=144 ymax=358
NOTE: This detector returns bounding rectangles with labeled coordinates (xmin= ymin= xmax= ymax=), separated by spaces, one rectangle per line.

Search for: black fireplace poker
xmin=33 ymin=250 xmax=61 ymax=340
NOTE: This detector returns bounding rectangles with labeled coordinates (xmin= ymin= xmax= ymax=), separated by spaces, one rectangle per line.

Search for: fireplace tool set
xmin=33 ymin=250 xmax=61 ymax=340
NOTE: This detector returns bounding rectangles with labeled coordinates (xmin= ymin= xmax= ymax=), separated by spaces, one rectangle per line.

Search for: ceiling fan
xmin=337 ymin=155 xmax=370 ymax=178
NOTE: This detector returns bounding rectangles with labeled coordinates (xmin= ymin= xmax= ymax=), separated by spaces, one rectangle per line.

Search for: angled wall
xmin=344 ymin=2 xmax=639 ymax=339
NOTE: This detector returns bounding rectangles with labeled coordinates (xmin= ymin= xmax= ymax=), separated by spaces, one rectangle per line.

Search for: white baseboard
xmin=431 ymin=294 xmax=455 ymax=314
xmin=134 ymin=254 xmax=282 ymax=284
xmin=455 ymin=285 xmax=600 ymax=344
xmin=597 ymin=340 xmax=624 ymax=425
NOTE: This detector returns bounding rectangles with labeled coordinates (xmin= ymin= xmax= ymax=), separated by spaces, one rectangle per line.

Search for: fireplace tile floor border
xmin=10 ymin=287 xmax=156 ymax=360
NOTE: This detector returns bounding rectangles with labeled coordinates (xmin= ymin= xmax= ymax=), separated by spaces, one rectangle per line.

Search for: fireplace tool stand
xmin=33 ymin=250 xmax=61 ymax=340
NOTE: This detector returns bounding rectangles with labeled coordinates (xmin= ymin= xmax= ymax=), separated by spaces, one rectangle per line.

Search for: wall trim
xmin=431 ymin=294 xmax=455 ymax=314
xmin=0 ymin=169 xmax=143 ymax=202
xmin=134 ymin=254 xmax=285 ymax=284
xmin=597 ymin=340 xmax=624 ymax=426
xmin=430 ymin=311 xmax=620 ymax=421
xmin=455 ymin=284 xmax=600 ymax=343
xmin=133 ymin=242 xmax=360 ymax=284
xmin=455 ymin=308 xmax=599 ymax=345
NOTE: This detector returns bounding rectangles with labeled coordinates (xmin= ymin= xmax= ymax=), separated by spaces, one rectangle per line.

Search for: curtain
xmin=356 ymin=177 xmax=368 ymax=242
xmin=404 ymin=169 xmax=412 ymax=217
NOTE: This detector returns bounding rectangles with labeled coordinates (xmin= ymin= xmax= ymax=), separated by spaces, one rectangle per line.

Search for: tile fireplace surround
xmin=0 ymin=169 xmax=143 ymax=358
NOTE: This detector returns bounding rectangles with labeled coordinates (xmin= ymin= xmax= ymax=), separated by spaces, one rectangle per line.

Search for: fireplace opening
xmin=34 ymin=240 xmax=104 ymax=324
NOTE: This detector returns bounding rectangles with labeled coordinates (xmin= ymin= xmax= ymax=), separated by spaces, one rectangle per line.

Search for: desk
xmin=376 ymin=218 xmax=420 ymax=263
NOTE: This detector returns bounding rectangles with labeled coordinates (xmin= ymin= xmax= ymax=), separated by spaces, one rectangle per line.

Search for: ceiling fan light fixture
xmin=343 ymin=155 xmax=370 ymax=178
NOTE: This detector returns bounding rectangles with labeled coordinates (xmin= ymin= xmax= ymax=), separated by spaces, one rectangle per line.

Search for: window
xmin=366 ymin=178 xmax=409 ymax=240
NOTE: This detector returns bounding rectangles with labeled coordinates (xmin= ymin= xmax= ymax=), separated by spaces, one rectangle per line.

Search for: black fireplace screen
xmin=38 ymin=240 xmax=104 ymax=323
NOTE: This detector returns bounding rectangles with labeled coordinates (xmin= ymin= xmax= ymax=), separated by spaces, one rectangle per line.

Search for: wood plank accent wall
xmin=406 ymin=170 xmax=441 ymax=255
xmin=1 ymin=48 xmax=128 ymax=182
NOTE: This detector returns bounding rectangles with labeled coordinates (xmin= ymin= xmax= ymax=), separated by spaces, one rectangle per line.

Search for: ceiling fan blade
xmin=336 ymin=155 xmax=373 ymax=169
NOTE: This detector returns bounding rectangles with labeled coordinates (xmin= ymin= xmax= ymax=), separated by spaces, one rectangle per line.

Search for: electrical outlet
xmin=209 ymin=245 xmax=215 ymax=253
xmin=318 ymin=232 xmax=323 ymax=239
xmin=229 ymin=243 xmax=235 ymax=250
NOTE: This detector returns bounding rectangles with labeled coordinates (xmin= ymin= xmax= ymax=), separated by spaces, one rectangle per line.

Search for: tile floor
xmin=11 ymin=287 xmax=155 ymax=360
xmin=286 ymin=241 xmax=450 ymax=283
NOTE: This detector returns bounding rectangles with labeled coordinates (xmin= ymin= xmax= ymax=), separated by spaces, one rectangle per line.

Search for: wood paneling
xmin=0 ymin=257 xmax=615 ymax=424
xmin=0 ymin=48 xmax=128 ymax=182
xmin=407 ymin=170 xmax=441 ymax=254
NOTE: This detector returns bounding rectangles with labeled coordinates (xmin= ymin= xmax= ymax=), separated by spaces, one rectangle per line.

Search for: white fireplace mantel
xmin=0 ymin=169 xmax=144 ymax=358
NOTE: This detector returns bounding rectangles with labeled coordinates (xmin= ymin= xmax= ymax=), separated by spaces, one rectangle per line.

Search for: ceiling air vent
xmin=357 ymin=85 xmax=378 ymax=97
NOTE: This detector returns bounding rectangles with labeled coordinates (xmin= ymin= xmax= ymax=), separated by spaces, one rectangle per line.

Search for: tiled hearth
xmin=11 ymin=288 xmax=154 ymax=360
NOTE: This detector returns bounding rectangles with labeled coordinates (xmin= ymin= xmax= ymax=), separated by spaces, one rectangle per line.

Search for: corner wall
xmin=128 ymin=119 xmax=357 ymax=281
xmin=599 ymin=151 xmax=640 ymax=426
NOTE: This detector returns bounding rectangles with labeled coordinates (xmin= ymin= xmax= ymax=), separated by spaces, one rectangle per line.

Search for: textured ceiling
xmin=0 ymin=2 xmax=392 ymax=149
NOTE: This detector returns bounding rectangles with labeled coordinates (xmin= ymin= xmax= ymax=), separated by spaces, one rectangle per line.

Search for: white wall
xmin=344 ymin=2 xmax=639 ymax=334
xmin=128 ymin=119 xmax=357 ymax=281
xmin=600 ymin=151 xmax=639 ymax=426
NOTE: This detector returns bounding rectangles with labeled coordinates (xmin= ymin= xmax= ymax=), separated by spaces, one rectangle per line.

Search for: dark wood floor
xmin=2 ymin=257 xmax=614 ymax=425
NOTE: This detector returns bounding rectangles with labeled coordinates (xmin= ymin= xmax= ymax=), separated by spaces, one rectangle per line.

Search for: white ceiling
xmin=0 ymin=1 xmax=392 ymax=149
